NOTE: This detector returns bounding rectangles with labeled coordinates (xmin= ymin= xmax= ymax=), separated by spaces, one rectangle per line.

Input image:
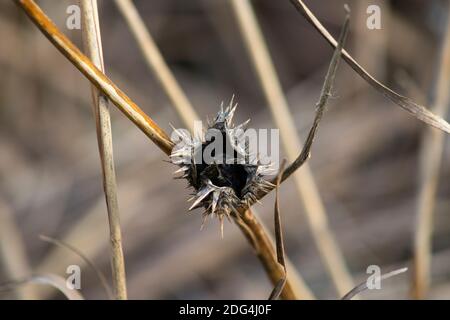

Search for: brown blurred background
xmin=1 ymin=0 xmax=450 ymax=299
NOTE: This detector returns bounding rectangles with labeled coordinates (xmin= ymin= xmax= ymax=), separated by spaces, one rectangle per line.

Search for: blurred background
xmin=1 ymin=0 xmax=450 ymax=299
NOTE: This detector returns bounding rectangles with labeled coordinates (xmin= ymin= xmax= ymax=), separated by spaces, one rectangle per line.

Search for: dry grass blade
xmin=235 ymin=209 xmax=314 ymax=299
xmin=0 ymin=274 xmax=85 ymax=300
xmin=231 ymin=0 xmax=354 ymax=296
xmin=14 ymin=0 xmax=309 ymax=300
xmin=268 ymin=160 xmax=287 ymax=300
xmin=342 ymin=267 xmax=408 ymax=300
xmin=289 ymin=0 xmax=450 ymax=134
xmin=14 ymin=0 xmax=174 ymax=155
xmin=412 ymin=7 xmax=450 ymax=299
xmin=80 ymin=0 xmax=127 ymax=300
xmin=282 ymin=6 xmax=350 ymax=182
xmin=39 ymin=235 xmax=114 ymax=300
xmin=114 ymin=0 xmax=199 ymax=133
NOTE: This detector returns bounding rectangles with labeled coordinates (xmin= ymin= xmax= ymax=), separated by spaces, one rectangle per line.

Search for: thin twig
xmin=113 ymin=0 xmax=199 ymax=134
xmin=14 ymin=0 xmax=310 ymax=300
xmin=39 ymin=234 xmax=114 ymax=300
xmin=80 ymin=0 xmax=127 ymax=300
xmin=289 ymin=0 xmax=450 ymax=134
xmin=268 ymin=160 xmax=287 ymax=300
xmin=281 ymin=6 xmax=350 ymax=183
xmin=235 ymin=209 xmax=314 ymax=299
xmin=231 ymin=0 xmax=354 ymax=296
xmin=342 ymin=267 xmax=408 ymax=300
xmin=412 ymin=6 xmax=450 ymax=299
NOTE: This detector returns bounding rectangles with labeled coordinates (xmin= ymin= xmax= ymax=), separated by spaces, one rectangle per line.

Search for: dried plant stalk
xmin=236 ymin=209 xmax=314 ymax=299
xmin=268 ymin=160 xmax=288 ymax=300
xmin=80 ymin=0 xmax=127 ymax=300
xmin=230 ymin=0 xmax=354 ymax=296
xmin=412 ymin=8 xmax=450 ymax=299
xmin=14 ymin=0 xmax=310 ymax=300
xmin=342 ymin=267 xmax=408 ymax=300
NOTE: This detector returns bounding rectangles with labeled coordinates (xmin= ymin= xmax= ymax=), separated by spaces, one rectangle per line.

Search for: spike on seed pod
xmin=170 ymin=97 xmax=274 ymax=234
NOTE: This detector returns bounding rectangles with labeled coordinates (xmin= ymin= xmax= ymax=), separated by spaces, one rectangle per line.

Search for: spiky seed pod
xmin=170 ymin=98 xmax=274 ymax=235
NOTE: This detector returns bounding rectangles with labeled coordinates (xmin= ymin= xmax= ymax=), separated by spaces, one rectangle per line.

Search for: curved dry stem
xmin=281 ymin=5 xmax=350 ymax=183
xmin=39 ymin=235 xmax=114 ymax=300
xmin=342 ymin=267 xmax=408 ymax=300
xmin=268 ymin=160 xmax=287 ymax=300
xmin=0 ymin=274 xmax=85 ymax=300
xmin=236 ymin=209 xmax=314 ymax=300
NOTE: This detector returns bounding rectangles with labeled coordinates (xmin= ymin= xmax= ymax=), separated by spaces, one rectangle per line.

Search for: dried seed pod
xmin=170 ymin=98 xmax=274 ymax=234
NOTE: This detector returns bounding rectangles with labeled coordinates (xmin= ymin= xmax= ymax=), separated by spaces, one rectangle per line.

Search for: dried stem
xmin=281 ymin=6 xmax=350 ymax=183
xmin=412 ymin=7 xmax=450 ymax=299
xmin=231 ymin=0 xmax=354 ymax=296
xmin=235 ymin=209 xmax=314 ymax=299
xmin=268 ymin=160 xmax=287 ymax=300
xmin=342 ymin=267 xmax=408 ymax=300
xmin=113 ymin=0 xmax=199 ymax=133
xmin=289 ymin=0 xmax=450 ymax=134
xmin=80 ymin=0 xmax=127 ymax=300
xmin=14 ymin=0 xmax=310 ymax=300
